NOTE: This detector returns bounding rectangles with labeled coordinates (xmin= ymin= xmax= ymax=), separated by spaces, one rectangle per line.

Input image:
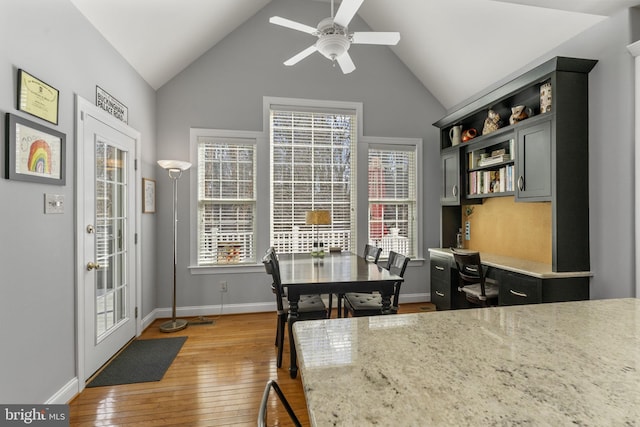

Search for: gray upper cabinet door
xmin=441 ymin=149 xmax=460 ymax=205
xmin=515 ymin=119 xmax=552 ymax=201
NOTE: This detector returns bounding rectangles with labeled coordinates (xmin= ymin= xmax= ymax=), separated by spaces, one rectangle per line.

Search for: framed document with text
xmin=17 ymin=69 xmax=59 ymax=125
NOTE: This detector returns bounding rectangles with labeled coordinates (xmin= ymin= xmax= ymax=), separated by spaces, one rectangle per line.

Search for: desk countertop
xmin=294 ymin=298 xmax=640 ymax=426
xmin=428 ymin=247 xmax=592 ymax=279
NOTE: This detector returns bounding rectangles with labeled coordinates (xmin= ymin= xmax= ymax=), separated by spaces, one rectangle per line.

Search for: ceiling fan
xmin=269 ymin=0 xmax=400 ymax=74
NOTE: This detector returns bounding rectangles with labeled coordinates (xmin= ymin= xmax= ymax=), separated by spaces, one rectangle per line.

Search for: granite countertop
xmin=428 ymin=247 xmax=592 ymax=279
xmin=294 ymin=298 xmax=640 ymax=426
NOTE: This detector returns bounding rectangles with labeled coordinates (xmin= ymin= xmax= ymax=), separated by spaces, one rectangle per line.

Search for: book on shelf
xmin=478 ymin=153 xmax=511 ymax=167
xmin=468 ymin=164 xmax=515 ymax=195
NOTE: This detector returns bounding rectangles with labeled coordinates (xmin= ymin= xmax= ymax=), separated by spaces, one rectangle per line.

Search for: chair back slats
xmin=388 ymin=251 xmax=410 ymax=310
xmin=388 ymin=251 xmax=410 ymax=278
xmin=364 ymin=244 xmax=382 ymax=263
xmin=262 ymin=248 xmax=285 ymax=311
xmin=451 ymin=248 xmax=489 ymax=298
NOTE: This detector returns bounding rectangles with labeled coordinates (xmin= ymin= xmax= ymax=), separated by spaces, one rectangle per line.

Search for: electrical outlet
xmin=465 ymin=221 xmax=471 ymax=240
xmin=220 ymin=281 xmax=228 ymax=292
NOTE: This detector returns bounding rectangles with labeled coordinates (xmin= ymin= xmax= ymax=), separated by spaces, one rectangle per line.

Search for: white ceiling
xmin=69 ymin=0 xmax=640 ymax=109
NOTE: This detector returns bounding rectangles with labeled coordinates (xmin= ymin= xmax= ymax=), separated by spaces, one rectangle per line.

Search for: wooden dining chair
xmin=450 ymin=248 xmax=499 ymax=307
xmin=262 ymin=248 xmax=328 ymax=368
xmin=329 ymin=243 xmax=383 ymax=317
xmin=343 ymin=251 xmax=410 ymax=317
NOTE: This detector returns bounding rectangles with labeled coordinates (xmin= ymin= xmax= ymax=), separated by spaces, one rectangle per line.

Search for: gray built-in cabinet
xmin=431 ymin=57 xmax=597 ymax=309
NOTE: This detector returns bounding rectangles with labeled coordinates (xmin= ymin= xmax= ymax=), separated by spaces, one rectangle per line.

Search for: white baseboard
xmin=143 ymin=302 xmax=278 ymax=328
xmin=48 ymin=377 xmax=79 ymax=404
xmin=400 ymin=292 xmax=431 ymax=303
xmin=148 ymin=294 xmax=431 ymax=324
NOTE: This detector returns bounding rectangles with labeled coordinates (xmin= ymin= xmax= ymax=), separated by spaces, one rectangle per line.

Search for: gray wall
xmin=0 ymin=0 xmax=156 ymax=403
xmin=155 ymin=0 xmax=444 ymax=311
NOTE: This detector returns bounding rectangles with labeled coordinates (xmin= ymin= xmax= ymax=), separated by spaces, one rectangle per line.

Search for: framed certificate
xmin=17 ymin=69 xmax=59 ymax=125
xmin=5 ymin=113 xmax=65 ymax=185
xmin=142 ymin=178 xmax=156 ymax=213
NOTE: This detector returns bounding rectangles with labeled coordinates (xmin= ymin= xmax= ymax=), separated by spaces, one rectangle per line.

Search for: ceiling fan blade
xmin=336 ymin=52 xmax=356 ymax=74
xmin=333 ymin=0 xmax=364 ymax=28
xmin=269 ymin=16 xmax=317 ymax=35
xmin=284 ymin=45 xmax=318 ymax=66
xmin=352 ymin=32 xmax=401 ymax=45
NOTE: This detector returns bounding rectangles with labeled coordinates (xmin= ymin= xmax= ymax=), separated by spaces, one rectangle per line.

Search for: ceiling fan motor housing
xmin=316 ymin=18 xmax=351 ymax=60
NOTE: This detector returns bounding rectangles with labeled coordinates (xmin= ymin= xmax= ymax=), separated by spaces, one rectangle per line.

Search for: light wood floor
xmin=69 ymin=302 xmax=435 ymax=426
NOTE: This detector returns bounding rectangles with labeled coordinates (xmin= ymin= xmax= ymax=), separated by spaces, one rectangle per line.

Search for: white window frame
xmin=188 ymin=99 xmax=424 ymax=274
xmin=264 ymin=97 xmax=363 ymax=254
xmin=363 ymin=136 xmax=422 ymax=261
xmin=189 ymin=128 xmax=265 ymax=273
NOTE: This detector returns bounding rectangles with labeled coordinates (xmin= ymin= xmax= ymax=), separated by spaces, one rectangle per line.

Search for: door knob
xmin=86 ymin=262 xmax=101 ymax=271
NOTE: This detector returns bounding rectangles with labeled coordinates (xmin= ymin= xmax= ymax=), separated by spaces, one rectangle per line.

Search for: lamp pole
xmin=157 ymin=160 xmax=191 ymax=332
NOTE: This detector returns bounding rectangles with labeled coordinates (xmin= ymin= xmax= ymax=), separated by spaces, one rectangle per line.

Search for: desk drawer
xmin=499 ymin=271 xmax=542 ymax=305
xmin=430 ymin=254 xmax=456 ymax=310
xmin=430 ymin=255 xmax=451 ymax=282
xmin=431 ymin=280 xmax=451 ymax=310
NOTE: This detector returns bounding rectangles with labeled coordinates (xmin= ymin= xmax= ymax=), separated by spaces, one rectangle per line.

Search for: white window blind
xmin=270 ymin=108 xmax=357 ymax=254
xmin=197 ymin=136 xmax=256 ymax=264
xmin=368 ymin=145 xmax=417 ymax=258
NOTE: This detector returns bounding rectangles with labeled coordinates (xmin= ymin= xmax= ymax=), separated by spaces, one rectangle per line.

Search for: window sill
xmin=189 ymin=263 xmax=263 ymax=275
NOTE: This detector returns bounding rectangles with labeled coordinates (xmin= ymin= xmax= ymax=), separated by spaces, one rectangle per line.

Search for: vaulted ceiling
xmin=69 ymin=0 xmax=640 ymax=109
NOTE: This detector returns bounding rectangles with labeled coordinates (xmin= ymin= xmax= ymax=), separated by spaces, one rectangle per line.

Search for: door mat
xmin=87 ymin=336 xmax=187 ymax=387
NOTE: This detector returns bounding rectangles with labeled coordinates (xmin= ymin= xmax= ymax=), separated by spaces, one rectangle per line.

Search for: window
xmin=368 ymin=143 xmax=418 ymax=259
xmin=270 ymin=105 xmax=357 ymax=254
xmin=195 ymin=133 xmax=257 ymax=265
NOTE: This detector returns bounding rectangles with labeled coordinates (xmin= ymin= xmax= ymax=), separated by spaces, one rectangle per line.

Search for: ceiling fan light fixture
xmin=316 ymin=33 xmax=350 ymax=61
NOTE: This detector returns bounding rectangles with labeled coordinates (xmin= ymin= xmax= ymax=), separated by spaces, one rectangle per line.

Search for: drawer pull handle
xmin=510 ymin=290 xmax=528 ymax=298
xmin=435 ymin=291 xmax=445 ymax=297
xmin=435 ymin=266 xmax=445 ymax=271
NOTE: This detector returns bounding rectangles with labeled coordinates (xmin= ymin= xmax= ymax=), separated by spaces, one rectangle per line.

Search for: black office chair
xmin=450 ymin=248 xmax=499 ymax=307
xmin=329 ymin=243 xmax=383 ymax=317
xmin=257 ymin=379 xmax=302 ymax=427
xmin=343 ymin=251 xmax=410 ymax=317
xmin=262 ymin=248 xmax=328 ymax=368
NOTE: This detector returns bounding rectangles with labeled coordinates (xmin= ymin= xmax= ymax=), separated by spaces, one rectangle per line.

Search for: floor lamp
xmin=157 ymin=159 xmax=192 ymax=333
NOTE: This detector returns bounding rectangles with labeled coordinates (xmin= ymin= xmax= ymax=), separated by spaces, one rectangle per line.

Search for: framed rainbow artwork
xmin=5 ymin=113 xmax=65 ymax=185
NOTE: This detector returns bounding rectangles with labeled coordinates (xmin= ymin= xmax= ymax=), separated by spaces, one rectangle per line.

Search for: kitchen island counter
xmin=294 ymin=298 xmax=640 ymax=426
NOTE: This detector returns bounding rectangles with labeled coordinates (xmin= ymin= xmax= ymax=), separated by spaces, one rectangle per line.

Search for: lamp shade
xmin=306 ymin=210 xmax=332 ymax=225
xmin=157 ymin=160 xmax=192 ymax=171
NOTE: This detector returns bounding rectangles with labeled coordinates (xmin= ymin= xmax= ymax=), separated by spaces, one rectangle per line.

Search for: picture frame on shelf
xmin=142 ymin=178 xmax=156 ymax=213
xmin=17 ymin=69 xmax=59 ymax=125
xmin=5 ymin=113 xmax=65 ymax=185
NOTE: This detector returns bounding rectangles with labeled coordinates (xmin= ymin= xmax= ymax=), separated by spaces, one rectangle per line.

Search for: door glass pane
xmin=95 ymin=141 xmax=128 ymax=339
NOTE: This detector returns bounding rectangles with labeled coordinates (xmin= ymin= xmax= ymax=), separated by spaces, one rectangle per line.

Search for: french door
xmin=76 ymin=97 xmax=140 ymax=383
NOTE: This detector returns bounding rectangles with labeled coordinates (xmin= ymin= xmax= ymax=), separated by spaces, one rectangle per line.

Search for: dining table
xmin=278 ymin=251 xmax=404 ymax=378
xmin=293 ymin=298 xmax=640 ymax=426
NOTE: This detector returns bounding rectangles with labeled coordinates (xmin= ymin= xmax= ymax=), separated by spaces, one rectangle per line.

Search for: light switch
xmin=465 ymin=221 xmax=471 ymax=240
xmin=45 ymin=194 xmax=64 ymax=214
